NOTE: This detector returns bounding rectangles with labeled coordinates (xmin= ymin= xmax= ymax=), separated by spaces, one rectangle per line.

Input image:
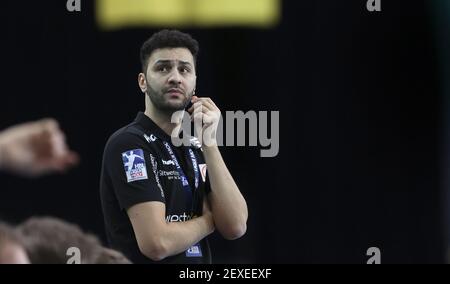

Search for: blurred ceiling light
xmin=96 ymin=0 xmax=281 ymax=30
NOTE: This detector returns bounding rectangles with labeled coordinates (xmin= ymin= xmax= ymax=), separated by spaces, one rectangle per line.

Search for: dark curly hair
xmin=140 ymin=29 xmax=199 ymax=73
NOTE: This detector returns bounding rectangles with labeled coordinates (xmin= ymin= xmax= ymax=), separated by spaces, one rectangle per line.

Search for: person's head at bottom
xmin=0 ymin=222 xmax=30 ymax=264
xmin=17 ymin=217 xmax=130 ymax=264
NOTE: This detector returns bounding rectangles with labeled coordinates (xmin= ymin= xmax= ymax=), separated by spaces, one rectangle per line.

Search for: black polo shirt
xmin=100 ymin=112 xmax=211 ymax=264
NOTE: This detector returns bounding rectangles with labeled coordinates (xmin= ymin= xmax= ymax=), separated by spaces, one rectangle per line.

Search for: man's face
xmin=140 ymin=48 xmax=197 ymax=112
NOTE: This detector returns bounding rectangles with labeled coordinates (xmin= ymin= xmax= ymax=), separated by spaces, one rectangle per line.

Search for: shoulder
xmin=104 ymin=123 xmax=147 ymax=154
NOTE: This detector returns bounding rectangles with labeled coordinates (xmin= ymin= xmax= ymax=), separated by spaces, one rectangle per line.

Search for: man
xmin=0 ymin=118 xmax=79 ymax=177
xmin=100 ymin=30 xmax=248 ymax=263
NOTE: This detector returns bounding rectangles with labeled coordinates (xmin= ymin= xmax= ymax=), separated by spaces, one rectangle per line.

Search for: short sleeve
xmin=103 ymin=132 xmax=165 ymax=210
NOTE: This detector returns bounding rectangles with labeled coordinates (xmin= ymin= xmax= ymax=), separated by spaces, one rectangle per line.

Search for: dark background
xmin=0 ymin=0 xmax=446 ymax=263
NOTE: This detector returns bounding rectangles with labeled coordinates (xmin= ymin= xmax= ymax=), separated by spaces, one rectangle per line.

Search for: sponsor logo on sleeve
xmin=122 ymin=149 xmax=148 ymax=183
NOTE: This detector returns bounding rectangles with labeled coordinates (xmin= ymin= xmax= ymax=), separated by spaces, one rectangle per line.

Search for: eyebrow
xmin=153 ymin=60 xmax=192 ymax=67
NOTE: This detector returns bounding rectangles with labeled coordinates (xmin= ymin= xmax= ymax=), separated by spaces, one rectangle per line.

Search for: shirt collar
xmin=134 ymin=112 xmax=172 ymax=141
xmin=134 ymin=112 xmax=201 ymax=149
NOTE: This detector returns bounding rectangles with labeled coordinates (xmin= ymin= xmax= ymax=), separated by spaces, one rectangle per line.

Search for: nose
xmin=168 ymin=69 xmax=182 ymax=85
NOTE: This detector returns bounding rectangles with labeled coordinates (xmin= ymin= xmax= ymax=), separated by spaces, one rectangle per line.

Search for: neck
xmin=144 ymin=96 xmax=182 ymax=136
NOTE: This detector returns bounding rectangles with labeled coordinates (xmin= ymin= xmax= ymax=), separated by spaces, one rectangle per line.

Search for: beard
xmin=146 ymin=82 xmax=193 ymax=113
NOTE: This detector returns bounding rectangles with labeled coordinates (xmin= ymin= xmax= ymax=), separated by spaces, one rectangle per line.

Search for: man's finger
xmin=195 ymin=97 xmax=218 ymax=109
xmin=192 ymin=100 xmax=215 ymax=112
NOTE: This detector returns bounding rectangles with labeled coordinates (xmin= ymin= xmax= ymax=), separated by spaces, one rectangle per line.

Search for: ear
xmin=138 ymin=73 xmax=147 ymax=93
